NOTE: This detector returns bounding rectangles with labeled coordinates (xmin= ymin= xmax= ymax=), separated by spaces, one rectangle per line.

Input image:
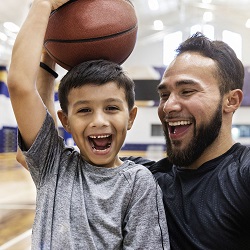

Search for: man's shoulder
xmin=235 ymin=143 xmax=250 ymax=159
xmin=233 ymin=144 xmax=250 ymax=172
xmin=120 ymin=156 xmax=156 ymax=168
xmin=121 ymin=156 xmax=173 ymax=173
xmin=149 ymin=157 xmax=173 ymax=174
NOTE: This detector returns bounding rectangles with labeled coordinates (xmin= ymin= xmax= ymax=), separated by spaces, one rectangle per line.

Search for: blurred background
xmin=1 ymin=0 xmax=250 ymax=249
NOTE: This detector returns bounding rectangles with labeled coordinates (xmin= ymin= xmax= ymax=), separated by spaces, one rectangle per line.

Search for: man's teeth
xmin=168 ymin=121 xmax=191 ymax=126
xmin=89 ymin=135 xmax=110 ymax=139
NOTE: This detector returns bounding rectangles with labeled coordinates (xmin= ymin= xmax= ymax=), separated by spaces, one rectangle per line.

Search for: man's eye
xmin=182 ymin=90 xmax=195 ymax=95
xmin=159 ymin=92 xmax=170 ymax=99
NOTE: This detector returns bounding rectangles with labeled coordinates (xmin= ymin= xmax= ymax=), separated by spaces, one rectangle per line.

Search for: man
xmin=133 ymin=32 xmax=250 ymax=249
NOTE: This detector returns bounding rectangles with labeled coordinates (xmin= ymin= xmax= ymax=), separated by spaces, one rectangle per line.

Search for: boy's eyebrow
xmin=73 ymin=100 xmax=90 ymax=107
xmin=104 ymin=98 xmax=124 ymax=104
xmin=157 ymin=79 xmax=199 ymax=91
xmin=73 ymin=98 xmax=124 ymax=107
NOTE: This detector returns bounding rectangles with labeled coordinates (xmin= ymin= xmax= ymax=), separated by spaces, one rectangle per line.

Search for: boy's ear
xmin=224 ymin=89 xmax=243 ymax=113
xmin=127 ymin=106 xmax=137 ymax=130
xmin=57 ymin=110 xmax=71 ymax=133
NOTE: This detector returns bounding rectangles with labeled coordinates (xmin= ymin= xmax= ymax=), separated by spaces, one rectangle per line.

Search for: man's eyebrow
xmin=157 ymin=79 xmax=199 ymax=91
xmin=157 ymin=83 xmax=166 ymax=91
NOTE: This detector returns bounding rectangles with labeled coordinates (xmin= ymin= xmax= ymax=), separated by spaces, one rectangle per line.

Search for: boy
xmin=7 ymin=0 xmax=170 ymax=249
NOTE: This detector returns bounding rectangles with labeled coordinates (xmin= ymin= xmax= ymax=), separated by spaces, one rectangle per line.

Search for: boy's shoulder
xmin=121 ymin=160 xmax=156 ymax=182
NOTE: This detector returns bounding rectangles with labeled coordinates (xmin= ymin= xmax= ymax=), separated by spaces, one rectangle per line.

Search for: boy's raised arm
xmin=16 ymin=49 xmax=58 ymax=170
xmin=7 ymin=0 xmax=68 ymax=149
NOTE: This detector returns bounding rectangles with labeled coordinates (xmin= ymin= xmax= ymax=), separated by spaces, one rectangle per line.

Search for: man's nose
xmin=162 ymin=94 xmax=182 ymax=114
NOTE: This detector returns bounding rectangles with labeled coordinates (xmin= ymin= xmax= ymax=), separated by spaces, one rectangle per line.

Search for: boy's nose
xmin=91 ymin=112 xmax=109 ymax=127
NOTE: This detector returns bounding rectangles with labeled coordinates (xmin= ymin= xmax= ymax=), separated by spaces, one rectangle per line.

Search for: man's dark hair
xmin=58 ymin=59 xmax=135 ymax=113
xmin=175 ymin=32 xmax=245 ymax=95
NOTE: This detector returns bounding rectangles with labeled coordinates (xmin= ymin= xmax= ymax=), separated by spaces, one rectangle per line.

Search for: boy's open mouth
xmin=88 ymin=134 xmax=112 ymax=151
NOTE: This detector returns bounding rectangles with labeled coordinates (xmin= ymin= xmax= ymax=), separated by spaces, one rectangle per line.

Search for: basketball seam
xmin=44 ymin=25 xmax=137 ymax=43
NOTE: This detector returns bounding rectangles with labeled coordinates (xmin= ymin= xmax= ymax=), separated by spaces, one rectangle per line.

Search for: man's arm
xmin=7 ymin=0 xmax=68 ymax=150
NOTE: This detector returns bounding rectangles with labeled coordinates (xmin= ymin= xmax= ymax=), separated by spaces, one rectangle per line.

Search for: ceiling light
xmin=202 ymin=0 xmax=212 ymax=3
xmin=3 ymin=22 xmax=20 ymax=33
xmin=7 ymin=38 xmax=15 ymax=46
xmin=232 ymin=127 xmax=240 ymax=139
xmin=203 ymin=12 xmax=213 ymax=22
xmin=246 ymin=19 xmax=250 ymax=28
xmin=148 ymin=0 xmax=159 ymax=11
xmin=154 ymin=20 xmax=164 ymax=30
xmin=0 ymin=32 xmax=7 ymax=41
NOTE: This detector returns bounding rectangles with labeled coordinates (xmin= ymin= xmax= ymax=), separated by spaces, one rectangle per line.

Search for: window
xmin=222 ymin=30 xmax=242 ymax=60
xmin=163 ymin=31 xmax=182 ymax=66
xmin=232 ymin=125 xmax=250 ymax=138
xmin=190 ymin=24 xmax=214 ymax=40
xmin=151 ymin=124 xmax=164 ymax=136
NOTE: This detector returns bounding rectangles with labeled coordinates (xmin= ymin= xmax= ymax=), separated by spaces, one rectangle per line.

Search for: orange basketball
xmin=44 ymin=0 xmax=138 ymax=70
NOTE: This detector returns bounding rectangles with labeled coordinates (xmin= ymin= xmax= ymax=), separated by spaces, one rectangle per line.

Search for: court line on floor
xmin=0 ymin=229 xmax=32 ymax=250
xmin=0 ymin=204 xmax=35 ymax=210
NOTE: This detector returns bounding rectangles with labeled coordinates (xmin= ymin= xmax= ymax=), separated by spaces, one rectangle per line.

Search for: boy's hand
xmin=50 ymin=0 xmax=70 ymax=10
xmin=33 ymin=0 xmax=70 ymax=10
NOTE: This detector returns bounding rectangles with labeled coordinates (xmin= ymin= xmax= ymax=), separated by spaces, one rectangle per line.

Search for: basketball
xmin=44 ymin=0 xmax=138 ymax=70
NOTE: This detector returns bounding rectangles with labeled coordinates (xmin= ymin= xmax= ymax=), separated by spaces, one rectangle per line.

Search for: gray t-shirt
xmin=20 ymin=112 xmax=170 ymax=250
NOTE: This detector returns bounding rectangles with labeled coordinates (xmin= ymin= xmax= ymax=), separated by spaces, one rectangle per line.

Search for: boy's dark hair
xmin=175 ymin=32 xmax=245 ymax=95
xmin=58 ymin=59 xmax=135 ymax=113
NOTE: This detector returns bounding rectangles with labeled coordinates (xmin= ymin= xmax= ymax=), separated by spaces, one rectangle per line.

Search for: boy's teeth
xmin=89 ymin=135 xmax=110 ymax=139
xmin=168 ymin=121 xmax=191 ymax=126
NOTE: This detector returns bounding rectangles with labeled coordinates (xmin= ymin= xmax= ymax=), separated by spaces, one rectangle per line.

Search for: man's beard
xmin=164 ymin=103 xmax=222 ymax=167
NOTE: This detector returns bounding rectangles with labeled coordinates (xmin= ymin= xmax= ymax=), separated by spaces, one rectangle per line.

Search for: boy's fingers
xmin=51 ymin=0 xmax=70 ymax=10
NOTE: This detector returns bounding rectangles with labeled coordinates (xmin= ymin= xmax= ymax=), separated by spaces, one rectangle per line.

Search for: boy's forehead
xmin=68 ymin=81 xmax=127 ymax=100
xmin=68 ymin=81 xmax=120 ymax=90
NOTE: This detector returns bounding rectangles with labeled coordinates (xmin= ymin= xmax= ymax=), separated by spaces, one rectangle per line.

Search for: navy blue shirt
xmin=125 ymin=143 xmax=250 ymax=249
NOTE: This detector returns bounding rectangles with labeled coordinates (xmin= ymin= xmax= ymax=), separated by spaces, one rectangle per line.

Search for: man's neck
xmin=184 ymin=137 xmax=235 ymax=170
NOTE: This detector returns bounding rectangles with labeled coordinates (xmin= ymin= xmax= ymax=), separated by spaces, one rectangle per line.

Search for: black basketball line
xmin=44 ymin=25 xmax=137 ymax=44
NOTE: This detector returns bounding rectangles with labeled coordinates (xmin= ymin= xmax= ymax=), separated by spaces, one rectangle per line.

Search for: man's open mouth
xmin=168 ymin=121 xmax=192 ymax=135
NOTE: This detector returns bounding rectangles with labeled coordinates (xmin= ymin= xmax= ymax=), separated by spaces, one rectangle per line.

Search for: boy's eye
xmin=78 ymin=108 xmax=91 ymax=113
xmin=106 ymin=106 xmax=119 ymax=111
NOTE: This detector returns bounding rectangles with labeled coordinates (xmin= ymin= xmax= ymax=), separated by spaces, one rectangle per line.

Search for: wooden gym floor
xmin=0 ymin=153 xmax=35 ymax=250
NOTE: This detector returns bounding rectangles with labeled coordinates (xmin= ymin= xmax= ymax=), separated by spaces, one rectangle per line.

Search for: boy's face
xmin=58 ymin=82 xmax=137 ymax=168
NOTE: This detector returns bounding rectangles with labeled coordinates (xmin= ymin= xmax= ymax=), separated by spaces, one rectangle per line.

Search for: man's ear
xmin=57 ymin=110 xmax=71 ymax=133
xmin=127 ymin=106 xmax=137 ymax=130
xmin=224 ymin=89 xmax=243 ymax=113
